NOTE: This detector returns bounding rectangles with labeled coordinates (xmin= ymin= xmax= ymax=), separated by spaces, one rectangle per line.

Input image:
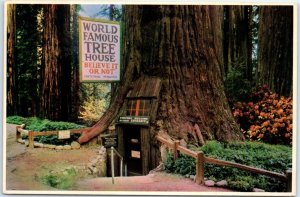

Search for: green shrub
xmin=41 ymin=168 xmax=77 ymax=189
xmin=25 ymin=117 xmax=84 ymax=131
xmin=164 ymin=151 xmax=175 ymax=173
xmin=7 ymin=116 xmax=85 ymax=145
xmin=228 ymin=177 xmax=253 ymax=192
xmin=224 ymin=62 xmax=252 ymax=102
xmin=164 ymin=141 xmax=292 ymax=192
xmin=6 ymin=115 xmax=26 ymax=125
xmin=174 ymin=154 xmax=195 ymax=175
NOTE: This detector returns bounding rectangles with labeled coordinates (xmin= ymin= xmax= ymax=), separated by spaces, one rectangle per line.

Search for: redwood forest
xmin=5 ymin=4 xmax=294 ymax=193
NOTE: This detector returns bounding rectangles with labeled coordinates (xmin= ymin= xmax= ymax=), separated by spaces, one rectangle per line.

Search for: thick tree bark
xmin=140 ymin=6 xmax=243 ymax=142
xmin=41 ymin=5 xmax=72 ymax=120
xmin=7 ymin=4 xmax=17 ymax=115
xmin=78 ymin=5 xmax=244 ymax=144
xmin=223 ymin=6 xmax=252 ymax=80
xmin=257 ymin=6 xmax=293 ymax=96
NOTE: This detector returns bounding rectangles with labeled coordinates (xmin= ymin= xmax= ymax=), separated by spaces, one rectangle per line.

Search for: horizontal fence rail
xmin=16 ymin=125 xmax=91 ymax=148
xmin=204 ymin=157 xmax=287 ymax=181
xmin=156 ymin=135 xmax=292 ymax=191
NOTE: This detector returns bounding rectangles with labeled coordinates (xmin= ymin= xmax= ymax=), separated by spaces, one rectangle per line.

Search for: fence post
xmin=16 ymin=126 xmax=21 ymax=142
xmin=111 ymin=147 xmax=115 ymax=184
xmin=286 ymin=169 xmax=292 ymax=192
xmin=28 ymin=131 xmax=34 ymax=148
xmin=173 ymin=140 xmax=180 ymax=160
xmin=195 ymin=151 xmax=204 ymax=184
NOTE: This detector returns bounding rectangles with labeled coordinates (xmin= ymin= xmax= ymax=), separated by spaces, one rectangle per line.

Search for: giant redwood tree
xmin=7 ymin=4 xmax=17 ymax=115
xmin=78 ymin=5 xmax=245 ymax=144
xmin=41 ymin=5 xmax=72 ymax=120
xmin=257 ymin=6 xmax=293 ymax=96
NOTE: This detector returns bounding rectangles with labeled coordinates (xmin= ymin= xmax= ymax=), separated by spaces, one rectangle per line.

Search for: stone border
xmin=17 ymin=138 xmax=81 ymax=150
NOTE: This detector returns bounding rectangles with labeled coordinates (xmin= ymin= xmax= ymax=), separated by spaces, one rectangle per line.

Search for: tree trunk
xmin=223 ymin=6 xmax=252 ymax=80
xmin=257 ymin=6 xmax=293 ymax=97
xmin=7 ymin=4 xmax=17 ymax=115
xmin=78 ymin=5 xmax=244 ymax=144
xmin=41 ymin=5 xmax=72 ymax=120
xmin=70 ymin=5 xmax=80 ymax=121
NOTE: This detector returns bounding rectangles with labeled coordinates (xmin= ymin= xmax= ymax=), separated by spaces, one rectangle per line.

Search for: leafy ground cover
xmin=164 ymin=141 xmax=292 ymax=192
xmin=7 ymin=116 xmax=85 ymax=145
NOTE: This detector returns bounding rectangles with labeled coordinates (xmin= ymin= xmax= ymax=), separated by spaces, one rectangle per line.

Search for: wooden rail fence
xmin=156 ymin=135 xmax=292 ymax=191
xmin=16 ymin=125 xmax=91 ymax=148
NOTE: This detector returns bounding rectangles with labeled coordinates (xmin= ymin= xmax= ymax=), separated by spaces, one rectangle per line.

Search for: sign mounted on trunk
xmin=118 ymin=116 xmax=150 ymax=126
xmin=79 ymin=17 xmax=121 ymax=82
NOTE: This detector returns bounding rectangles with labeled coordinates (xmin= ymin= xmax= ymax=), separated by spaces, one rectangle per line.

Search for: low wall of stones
xmin=17 ymin=138 xmax=81 ymax=150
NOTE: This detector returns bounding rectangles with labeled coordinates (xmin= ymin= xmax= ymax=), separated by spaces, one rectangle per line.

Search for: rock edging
xmin=17 ymin=138 xmax=81 ymax=150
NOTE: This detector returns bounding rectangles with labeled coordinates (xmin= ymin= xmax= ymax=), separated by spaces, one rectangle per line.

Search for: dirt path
xmin=5 ymin=123 xmax=234 ymax=193
xmin=75 ymin=172 xmax=233 ymax=192
xmin=5 ymin=124 xmax=99 ymax=191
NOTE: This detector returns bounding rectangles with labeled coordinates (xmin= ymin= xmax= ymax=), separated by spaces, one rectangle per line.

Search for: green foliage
xmin=79 ymin=83 xmax=110 ymax=126
xmin=164 ymin=141 xmax=292 ymax=192
xmin=200 ymin=141 xmax=292 ymax=172
xmin=7 ymin=116 xmax=84 ymax=145
xmin=91 ymin=5 xmax=122 ymax=21
xmin=225 ymin=62 xmax=252 ymax=102
xmin=164 ymin=151 xmax=175 ymax=173
xmin=41 ymin=168 xmax=77 ymax=189
xmin=174 ymin=154 xmax=196 ymax=175
xmin=227 ymin=176 xmax=253 ymax=191
xmin=14 ymin=5 xmax=42 ymax=117
xmin=6 ymin=116 xmax=26 ymax=125
xmin=164 ymin=152 xmax=196 ymax=175
xmin=232 ymin=85 xmax=293 ymax=145
xmin=24 ymin=117 xmax=84 ymax=131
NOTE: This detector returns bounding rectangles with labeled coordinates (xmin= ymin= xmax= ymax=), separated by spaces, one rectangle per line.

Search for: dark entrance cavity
xmin=123 ymin=125 xmax=142 ymax=176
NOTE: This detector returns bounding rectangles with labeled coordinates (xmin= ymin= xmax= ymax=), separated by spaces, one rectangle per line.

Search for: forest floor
xmin=5 ymin=123 xmax=233 ymax=193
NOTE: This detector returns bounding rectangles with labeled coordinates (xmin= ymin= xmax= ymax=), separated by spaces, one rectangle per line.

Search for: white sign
xmin=131 ymin=150 xmax=141 ymax=159
xmin=58 ymin=130 xmax=70 ymax=139
xmin=79 ymin=17 xmax=121 ymax=82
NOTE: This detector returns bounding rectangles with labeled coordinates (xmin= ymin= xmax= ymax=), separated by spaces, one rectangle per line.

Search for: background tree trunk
xmin=257 ymin=6 xmax=293 ymax=97
xmin=223 ymin=6 xmax=252 ymax=80
xmin=7 ymin=4 xmax=17 ymax=115
xmin=78 ymin=5 xmax=244 ymax=143
xmin=41 ymin=5 xmax=72 ymax=120
xmin=70 ymin=4 xmax=80 ymax=121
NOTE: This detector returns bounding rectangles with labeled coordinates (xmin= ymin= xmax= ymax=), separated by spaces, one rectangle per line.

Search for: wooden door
xmin=124 ymin=126 xmax=142 ymax=176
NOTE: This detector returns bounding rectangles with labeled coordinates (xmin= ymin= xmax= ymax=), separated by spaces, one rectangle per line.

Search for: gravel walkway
xmin=75 ymin=172 xmax=234 ymax=192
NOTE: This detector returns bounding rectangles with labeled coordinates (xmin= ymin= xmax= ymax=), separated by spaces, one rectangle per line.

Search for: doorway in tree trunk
xmin=123 ymin=125 xmax=142 ymax=176
xmin=114 ymin=76 xmax=162 ymax=176
xmin=116 ymin=124 xmax=151 ymax=176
